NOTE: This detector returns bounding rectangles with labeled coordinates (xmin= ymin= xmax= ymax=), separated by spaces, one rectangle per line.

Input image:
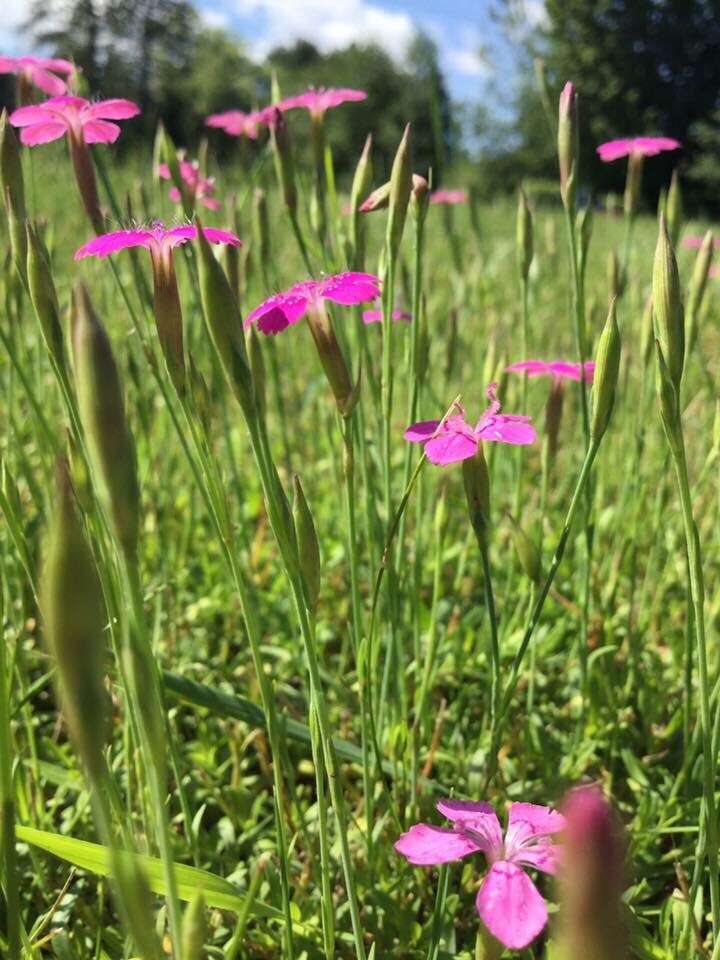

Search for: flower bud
xmin=607 ymin=249 xmax=621 ymax=301
xmin=545 ymin=379 xmax=564 ymax=460
xmin=293 ymin=475 xmax=321 ymax=614
xmin=665 ymin=169 xmax=682 ymax=249
xmin=26 ymin=222 xmax=66 ymax=375
xmin=386 ymin=123 xmax=412 ymax=260
xmin=534 ymin=58 xmax=556 ymax=133
xmin=181 ymin=891 xmax=207 ymax=960
xmin=247 ymin=325 xmax=266 ymax=422
xmin=410 ymin=172 xmax=430 ymax=223
xmin=462 ymin=445 xmax=491 ymax=547
xmin=360 ymin=180 xmax=391 ymax=214
xmin=150 ymin=250 xmax=185 ymax=395
xmin=508 ymin=514 xmax=541 ymax=583
xmin=558 ymin=82 xmax=578 ymax=211
xmin=590 ymin=298 xmax=621 ymax=444
xmin=252 ymin=187 xmax=270 ymax=266
xmin=269 ymin=108 xmax=297 ymax=213
xmin=349 ymin=134 xmax=373 ymax=268
xmin=577 ymin=203 xmax=593 ymax=273
xmin=685 ymin=230 xmax=713 ymax=354
xmin=306 ymin=303 xmax=357 ymax=416
xmin=623 ymin=152 xmax=643 ymax=219
xmin=196 ymin=221 xmax=256 ymax=421
xmin=516 ymin=188 xmax=533 ymax=282
xmin=71 ymin=282 xmax=140 ymax=559
xmin=68 ymin=132 xmax=103 ymax=234
xmin=42 ymin=459 xmax=108 ymax=780
xmin=652 ymin=213 xmax=684 ymax=390
xmin=556 ymin=785 xmax=628 ymax=960
xmin=1 ymin=110 xmax=28 ymax=282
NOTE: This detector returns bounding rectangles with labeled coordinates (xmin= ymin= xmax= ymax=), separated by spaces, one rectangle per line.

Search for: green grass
xmin=2 ymin=125 xmax=720 ymax=960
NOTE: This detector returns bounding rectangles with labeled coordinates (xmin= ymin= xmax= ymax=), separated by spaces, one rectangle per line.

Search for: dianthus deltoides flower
xmin=596 ymin=136 xmax=680 ymax=162
xmin=158 ymin=160 xmax=221 ymax=211
xmin=205 ymin=108 xmax=271 ymax=139
xmin=75 ymin=223 xmax=241 ymax=394
xmin=405 ymin=383 xmax=536 ymax=466
xmin=246 ymin=272 xmax=380 ymax=414
xmin=430 ymin=188 xmax=468 ymax=205
xmin=279 ymin=87 xmax=367 ymax=117
xmin=0 ymin=55 xmax=75 ymax=98
xmin=506 ymin=359 xmax=595 ymax=383
xmin=362 ymin=306 xmax=410 ymax=325
xmin=395 ymin=799 xmax=565 ymax=950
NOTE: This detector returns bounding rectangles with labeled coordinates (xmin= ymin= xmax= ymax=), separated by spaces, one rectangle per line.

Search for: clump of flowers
xmin=395 ymin=798 xmax=565 ymax=950
xmin=405 ymin=383 xmax=536 ymax=466
xmin=157 ymin=159 xmax=220 ymax=211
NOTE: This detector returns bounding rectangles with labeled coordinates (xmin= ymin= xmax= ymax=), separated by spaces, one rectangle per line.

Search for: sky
xmin=3 ymin=0 xmax=545 ymax=104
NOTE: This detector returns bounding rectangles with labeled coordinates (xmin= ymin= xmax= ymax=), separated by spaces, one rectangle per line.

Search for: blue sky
xmin=5 ymin=0 xmax=545 ymax=104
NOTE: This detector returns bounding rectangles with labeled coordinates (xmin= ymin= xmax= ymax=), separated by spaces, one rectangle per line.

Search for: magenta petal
xmin=508 ymin=802 xmax=566 ymax=836
xmin=198 ymin=227 xmax=242 ymax=246
xmin=86 ymin=98 xmax=141 ymax=120
xmin=10 ymin=104 xmax=58 ymax=126
xmin=596 ymin=138 xmax=633 ymax=162
xmin=20 ymin=121 xmax=67 ymax=146
xmin=74 ymin=230 xmax=152 ymax=260
xmin=511 ymin=841 xmax=561 ymax=876
xmin=319 ymin=271 xmax=381 ymax=306
xmin=28 ymin=67 xmax=67 ymax=96
xmin=424 ymin=431 xmax=478 ymax=465
xmin=256 ymin=307 xmax=292 ymax=335
xmin=200 ymin=196 xmax=221 ymax=211
xmin=476 ymin=862 xmax=548 ymax=950
xmin=404 ymin=420 xmax=441 ymax=443
xmin=437 ymin=799 xmax=497 ymax=821
xmin=477 ymin=416 xmax=536 ymax=445
xmin=82 ymin=119 xmax=121 ymax=144
xmin=394 ymin=823 xmax=482 ymax=866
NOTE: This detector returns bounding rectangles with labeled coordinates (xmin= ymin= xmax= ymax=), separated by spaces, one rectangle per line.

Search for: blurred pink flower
xmin=205 ymin=108 xmax=271 ymax=139
xmin=157 ymin=159 xmax=221 ymax=211
xmin=278 ymin=87 xmax=367 ymax=117
xmin=0 ymin=55 xmax=75 ymax=96
xmin=683 ymin=234 xmax=720 ymax=250
xmin=506 ymin=359 xmax=595 ymax=383
xmin=362 ymin=306 xmax=411 ymax=325
xmin=10 ymin=95 xmax=140 ymax=146
xmin=596 ymin=137 xmax=680 ymax=163
xmin=245 ymin=272 xmax=381 ymax=335
xmin=74 ymin=222 xmax=240 ymax=267
xmin=405 ymin=383 xmax=536 ymax=466
xmin=430 ymin=188 xmax=468 ymax=205
xmin=395 ymin=799 xmax=565 ymax=950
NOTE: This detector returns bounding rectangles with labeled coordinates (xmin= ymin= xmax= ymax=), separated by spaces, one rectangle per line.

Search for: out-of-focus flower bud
xmin=558 ymin=82 xmax=579 ymax=211
xmin=652 ymin=213 xmax=684 ymax=390
xmin=508 ymin=514 xmax=541 ymax=583
xmin=685 ymin=230 xmax=713 ymax=354
xmin=387 ymin=123 xmax=412 ymax=259
xmin=26 ymin=222 xmax=66 ymax=375
xmin=293 ymin=474 xmax=321 ymax=615
xmin=590 ymin=298 xmax=621 ymax=444
xmin=516 ymin=188 xmax=533 ymax=282
xmin=349 ymin=133 xmax=373 ymax=268
xmin=665 ymin=169 xmax=682 ymax=249
xmin=1 ymin=109 xmax=28 ymax=282
xmin=181 ymin=891 xmax=207 ymax=960
xmin=269 ymin=108 xmax=297 ymax=213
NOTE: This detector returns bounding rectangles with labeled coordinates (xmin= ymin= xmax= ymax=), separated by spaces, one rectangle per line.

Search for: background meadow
xmin=3 ymin=2 xmax=720 ymax=959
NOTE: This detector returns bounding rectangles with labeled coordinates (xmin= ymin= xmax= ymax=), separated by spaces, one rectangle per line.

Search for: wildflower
xmin=683 ymin=234 xmax=720 ymax=250
xmin=279 ymin=87 xmax=366 ymax=117
xmin=558 ymin=81 xmax=578 ymax=209
xmin=506 ymin=359 xmax=595 ymax=383
xmin=157 ymin=159 xmax=220 ymax=211
xmin=74 ymin=222 xmax=241 ymax=263
xmin=596 ymin=137 xmax=680 ymax=162
xmin=405 ymin=383 xmax=536 ymax=466
xmin=205 ymin=109 xmax=268 ymax=139
xmin=245 ymin=272 xmax=381 ymax=336
xmin=0 ymin=55 xmax=75 ymax=97
xmin=362 ymin=306 xmax=410 ymax=325
xmin=430 ymin=188 xmax=468 ymax=205
xmin=395 ymin=798 xmax=565 ymax=950
xmin=9 ymin=95 xmax=140 ymax=146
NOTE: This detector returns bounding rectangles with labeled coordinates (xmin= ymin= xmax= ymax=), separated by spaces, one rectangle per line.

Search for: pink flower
xmin=505 ymin=359 xmax=595 ymax=383
xmin=74 ymin=222 xmax=241 ymax=266
xmin=362 ymin=306 xmax=411 ymax=325
xmin=278 ymin=87 xmax=367 ymax=118
xmin=683 ymin=235 xmax=720 ymax=250
xmin=596 ymin=137 xmax=680 ymax=163
xmin=9 ymin=95 xmax=140 ymax=146
xmin=245 ymin=272 xmax=381 ymax=336
xmin=205 ymin=109 xmax=270 ymax=139
xmin=157 ymin=160 xmax=221 ymax=211
xmin=405 ymin=384 xmax=536 ymax=466
xmin=395 ymin=799 xmax=565 ymax=950
xmin=430 ymin=188 xmax=468 ymax=205
xmin=0 ymin=55 xmax=75 ymax=96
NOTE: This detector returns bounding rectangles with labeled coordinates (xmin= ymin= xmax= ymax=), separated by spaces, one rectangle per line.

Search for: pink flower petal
xmin=394 ymin=823 xmax=483 ymax=866
xmin=476 ymin=415 xmax=536 ymax=445
xmin=19 ymin=121 xmax=67 ymax=145
xmin=424 ymin=430 xmax=478 ymax=465
xmin=437 ymin=800 xmax=504 ymax=859
xmin=404 ymin=420 xmax=441 ymax=443
xmin=74 ymin=230 xmax=153 ymax=260
xmin=506 ymin=359 xmax=595 ymax=383
xmin=476 ymin=861 xmax=548 ymax=950
xmin=436 ymin=799 xmax=497 ymax=821
xmin=9 ymin=104 xmax=58 ymax=127
xmin=362 ymin=307 xmax=411 ymax=324
xmin=319 ymin=271 xmax=381 ymax=306
xmin=511 ymin=841 xmax=561 ymax=876
xmin=28 ymin=66 xmax=67 ymax=96
xmin=168 ymin=186 xmax=182 ymax=203
xmin=596 ymin=138 xmax=634 ymax=162
xmin=200 ymin=196 xmax=221 ymax=211
xmin=508 ymin=802 xmax=566 ymax=836
xmin=82 ymin=119 xmax=121 ymax=144
xmin=86 ymin=98 xmax=141 ymax=120
xmin=430 ymin=188 xmax=468 ymax=205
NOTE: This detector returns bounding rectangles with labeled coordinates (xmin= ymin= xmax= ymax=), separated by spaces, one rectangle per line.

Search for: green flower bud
xmin=577 ymin=203 xmax=593 ymax=274
xmin=270 ymin=108 xmax=297 ymax=213
xmin=607 ymin=249 xmax=621 ymax=301
xmin=508 ymin=514 xmax=541 ymax=583
xmin=410 ymin=173 xmax=430 ymax=223
xmin=360 ymin=180 xmax=391 ymax=213
xmin=665 ymin=169 xmax=682 ymax=249
xmin=685 ymin=230 xmax=713 ymax=354
xmin=26 ymin=222 xmax=66 ymax=375
xmin=386 ymin=123 xmax=413 ymax=260
xmin=150 ymin=249 xmax=186 ymax=395
xmin=71 ymin=282 xmax=140 ymax=559
xmin=1 ymin=109 xmax=28 ymax=283
xmin=350 ymin=133 xmax=373 ymax=268
xmin=652 ymin=213 xmax=684 ymax=390
xmin=462 ymin=445 xmax=491 ymax=547
xmin=42 ymin=459 xmax=108 ymax=779
xmin=252 ymin=187 xmax=270 ymax=266
xmin=558 ymin=82 xmax=578 ymax=211
xmin=624 ymin=152 xmax=643 ymax=218
xmin=181 ymin=891 xmax=207 ymax=960
xmin=293 ymin=475 xmax=321 ymax=614
xmin=590 ymin=298 xmax=621 ymax=443
xmin=516 ymin=188 xmax=533 ymax=282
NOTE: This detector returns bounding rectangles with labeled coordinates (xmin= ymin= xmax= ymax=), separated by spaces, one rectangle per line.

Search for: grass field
xmin=1 ymin=93 xmax=720 ymax=959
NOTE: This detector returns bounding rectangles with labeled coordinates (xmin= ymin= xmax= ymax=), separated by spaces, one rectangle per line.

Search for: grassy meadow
xmin=2 ymin=93 xmax=720 ymax=960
